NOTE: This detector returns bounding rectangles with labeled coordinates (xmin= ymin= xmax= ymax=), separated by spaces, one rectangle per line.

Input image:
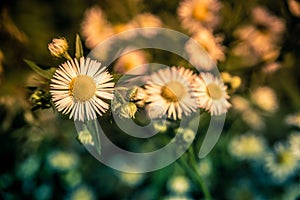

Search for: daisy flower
xmin=251 ymin=86 xmax=278 ymax=113
xmin=50 ymin=57 xmax=114 ymax=121
xmin=167 ymin=175 xmax=191 ymax=194
xmin=130 ymin=13 xmax=163 ymax=37
xmin=145 ymin=66 xmax=197 ymax=120
xmin=81 ymin=6 xmax=114 ymax=49
xmin=265 ymin=143 xmax=299 ymax=182
xmin=113 ymin=49 xmax=148 ymax=74
xmin=228 ymin=133 xmax=266 ymax=160
xmin=177 ymin=0 xmax=222 ymax=33
xmin=185 ymin=28 xmax=225 ymax=66
xmin=192 ymin=73 xmax=231 ymax=115
xmin=233 ymin=6 xmax=285 ymax=62
xmin=288 ymin=0 xmax=300 ymax=17
xmin=288 ymin=132 xmax=300 ymax=158
xmin=285 ymin=112 xmax=300 ymax=128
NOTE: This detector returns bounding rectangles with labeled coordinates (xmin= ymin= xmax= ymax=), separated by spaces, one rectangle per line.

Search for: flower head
xmin=228 ymin=133 xmax=266 ymax=160
xmin=288 ymin=0 xmax=300 ymax=17
xmin=48 ymin=37 xmax=69 ymax=58
xmin=167 ymin=175 xmax=191 ymax=194
xmin=114 ymin=49 xmax=148 ymax=74
xmin=119 ymin=102 xmax=138 ymax=119
xmin=233 ymin=6 xmax=285 ymax=63
xmin=285 ymin=112 xmax=300 ymax=128
xmin=50 ymin=57 xmax=114 ymax=121
xmin=288 ymin=132 xmax=300 ymax=158
xmin=81 ymin=6 xmax=114 ymax=49
xmin=178 ymin=0 xmax=222 ymax=33
xmin=265 ymin=143 xmax=299 ymax=182
xmin=145 ymin=66 xmax=197 ymax=120
xmin=251 ymin=86 xmax=278 ymax=113
xmin=192 ymin=73 xmax=231 ymax=115
xmin=185 ymin=28 xmax=225 ymax=64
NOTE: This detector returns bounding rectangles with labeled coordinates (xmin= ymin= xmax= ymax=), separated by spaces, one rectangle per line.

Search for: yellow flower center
xmin=276 ymin=151 xmax=295 ymax=165
xmin=161 ymin=81 xmax=186 ymax=102
xmin=206 ymin=83 xmax=223 ymax=99
xmin=192 ymin=4 xmax=208 ymax=21
xmin=69 ymin=75 xmax=96 ymax=101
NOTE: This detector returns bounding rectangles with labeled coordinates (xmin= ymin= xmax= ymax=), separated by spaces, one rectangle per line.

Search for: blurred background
xmin=1 ymin=0 xmax=300 ymax=199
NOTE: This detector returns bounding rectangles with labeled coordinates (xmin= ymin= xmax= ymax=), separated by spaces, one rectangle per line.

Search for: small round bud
xmin=120 ymin=102 xmax=138 ymax=119
xmin=48 ymin=37 xmax=69 ymax=58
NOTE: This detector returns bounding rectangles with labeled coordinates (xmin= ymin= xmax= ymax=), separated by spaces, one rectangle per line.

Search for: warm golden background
xmin=1 ymin=0 xmax=300 ymax=199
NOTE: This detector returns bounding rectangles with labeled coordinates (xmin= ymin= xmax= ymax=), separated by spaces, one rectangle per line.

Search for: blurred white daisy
xmin=288 ymin=0 xmax=300 ymax=17
xmin=228 ymin=133 xmax=266 ymax=160
xmin=114 ymin=49 xmax=148 ymax=74
xmin=130 ymin=13 xmax=163 ymax=37
xmin=233 ymin=6 xmax=285 ymax=62
xmin=241 ymin=109 xmax=265 ymax=130
xmin=197 ymin=157 xmax=213 ymax=177
xmin=145 ymin=66 xmax=197 ymax=120
xmin=185 ymin=28 xmax=225 ymax=64
xmin=192 ymin=73 xmax=231 ymax=115
xmin=167 ymin=175 xmax=191 ymax=194
xmin=265 ymin=143 xmax=299 ymax=182
xmin=50 ymin=57 xmax=114 ymax=121
xmin=288 ymin=132 xmax=300 ymax=158
xmin=178 ymin=0 xmax=222 ymax=33
xmin=47 ymin=151 xmax=78 ymax=171
xmin=251 ymin=86 xmax=278 ymax=113
xmin=81 ymin=6 xmax=114 ymax=49
xmin=285 ymin=112 xmax=300 ymax=128
xmin=117 ymin=171 xmax=145 ymax=187
xmin=231 ymin=95 xmax=250 ymax=112
xmin=69 ymin=185 xmax=95 ymax=200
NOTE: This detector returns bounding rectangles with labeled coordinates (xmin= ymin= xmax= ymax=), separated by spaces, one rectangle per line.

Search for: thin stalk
xmin=178 ymin=149 xmax=212 ymax=200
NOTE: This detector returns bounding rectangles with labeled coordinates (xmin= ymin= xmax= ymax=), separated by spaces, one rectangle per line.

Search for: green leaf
xmin=75 ymin=34 xmax=84 ymax=60
xmin=24 ymin=59 xmax=56 ymax=79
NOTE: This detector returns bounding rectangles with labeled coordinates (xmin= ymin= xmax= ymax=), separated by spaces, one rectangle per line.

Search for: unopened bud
xmin=77 ymin=127 xmax=94 ymax=146
xmin=48 ymin=37 xmax=69 ymax=58
xmin=127 ymin=86 xmax=147 ymax=101
xmin=120 ymin=102 xmax=138 ymax=119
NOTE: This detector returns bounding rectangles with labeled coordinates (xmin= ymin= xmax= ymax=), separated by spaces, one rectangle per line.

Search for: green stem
xmin=188 ymin=148 xmax=212 ymax=200
xmin=178 ymin=149 xmax=212 ymax=200
xmin=64 ymin=52 xmax=73 ymax=61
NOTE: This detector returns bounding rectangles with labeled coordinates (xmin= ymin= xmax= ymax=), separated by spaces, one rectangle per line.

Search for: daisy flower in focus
xmin=228 ymin=133 xmax=266 ymax=160
xmin=81 ymin=6 xmax=114 ymax=49
xmin=265 ymin=143 xmax=299 ymax=182
xmin=145 ymin=66 xmax=197 ymax=120
xmin=177 ymin=0 xmax=221 ymax=33
xmin=192 ymin=73 xmax=231 ymax=116
xmin=50 ymin=57 xmax=114 ymax=121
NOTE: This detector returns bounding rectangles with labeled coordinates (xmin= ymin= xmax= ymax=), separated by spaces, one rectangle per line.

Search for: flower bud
xmin=77 ymin=127 xmax=94 ymax=146
xmin=127 ymin=86 xmax=147 ymax=101
xmin=120 ymin=102 xmax=138 ymax=119
xmin=48 ymin=37 xmax=69 ymax=58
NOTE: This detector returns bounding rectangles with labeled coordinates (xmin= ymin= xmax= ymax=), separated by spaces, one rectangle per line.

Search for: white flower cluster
xmin=50 ymin=57 xmax=231 ymax=122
